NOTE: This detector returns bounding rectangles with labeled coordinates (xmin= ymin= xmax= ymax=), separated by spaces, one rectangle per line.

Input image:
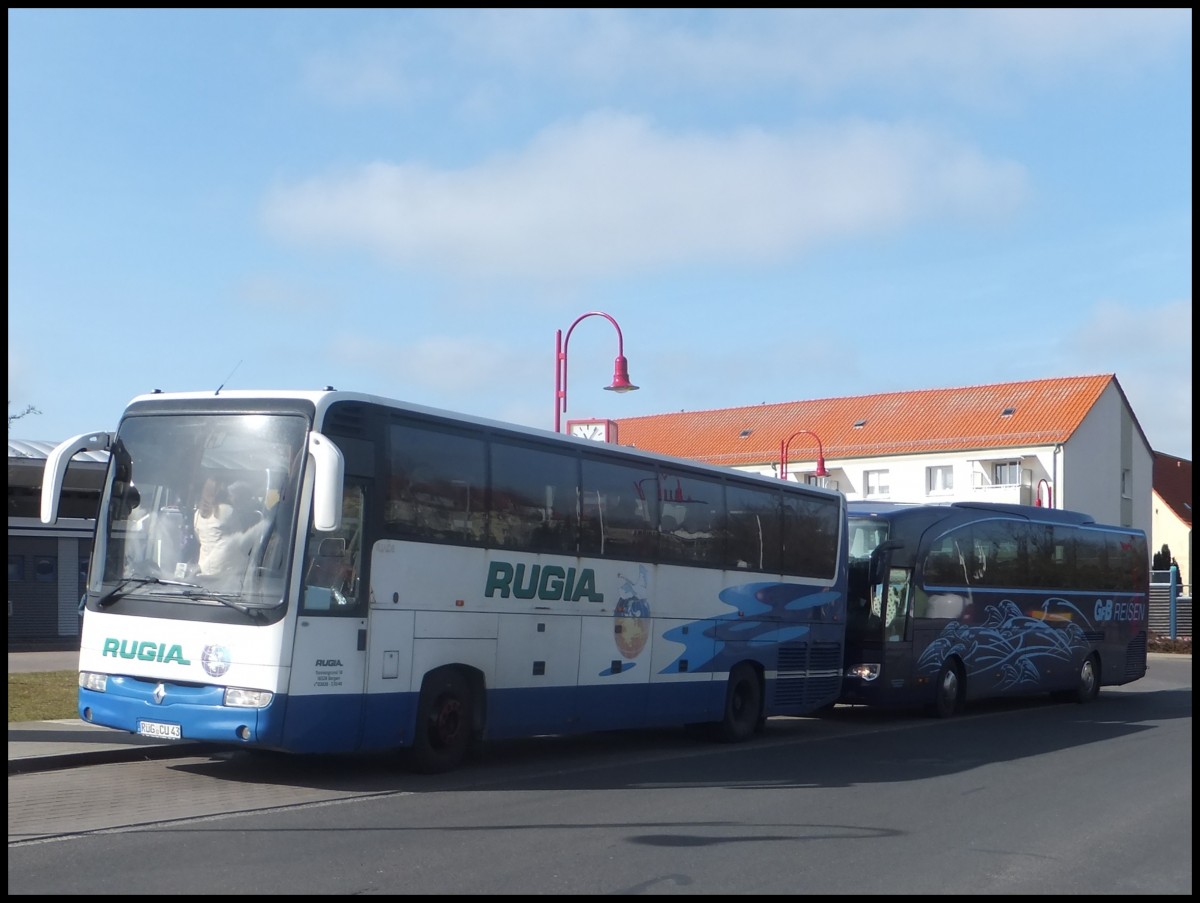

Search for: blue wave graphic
xmin=917 ymin=597 xmax=1091 ymax=691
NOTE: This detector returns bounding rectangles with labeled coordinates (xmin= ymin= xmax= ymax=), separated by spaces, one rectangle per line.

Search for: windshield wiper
xmin=96 ymin=578 xmax=264 ymax=619
xmin=176 ymin=589 xmax=265 ymax=618
xmin=96 ymin=576 xmax=199 ymax=607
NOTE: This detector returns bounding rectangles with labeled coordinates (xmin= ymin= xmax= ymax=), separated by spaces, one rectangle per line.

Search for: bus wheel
xmin=714 ymin=663 xmax=762 ymax=743
xmin=1055 ymin=654 xmax=1100 ymax=704
xmin=409 ymin=668 xmax=473 ymax=774
xmin=932 ymin=661 xmax=963 ymax=719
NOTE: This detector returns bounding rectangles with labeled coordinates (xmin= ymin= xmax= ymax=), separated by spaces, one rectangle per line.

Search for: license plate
xmin=137 ymin=720 xmax=182 ymax=740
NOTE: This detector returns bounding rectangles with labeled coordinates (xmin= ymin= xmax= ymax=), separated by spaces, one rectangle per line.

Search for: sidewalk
xmin=8 ymin=650 xmax=207 ymax=775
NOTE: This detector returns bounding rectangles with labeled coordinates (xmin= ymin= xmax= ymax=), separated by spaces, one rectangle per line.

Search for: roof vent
xmin=1001 ymin=407 xmax=1016 ymax=417
xmin=853 ymin=419 xmax=867 ymax=429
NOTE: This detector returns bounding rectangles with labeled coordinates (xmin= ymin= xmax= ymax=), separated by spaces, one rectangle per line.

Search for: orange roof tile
xmin=615 ymin=374 xmax=1117 ymax=467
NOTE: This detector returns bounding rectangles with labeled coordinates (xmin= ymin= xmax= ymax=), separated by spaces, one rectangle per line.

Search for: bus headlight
xmin=846 ymin=663 xmax=881 ymax=682
xmin=79 ymin=672 xmax=108 ymax=692
xmin=223 ymin=687 xmax=273 ymax=708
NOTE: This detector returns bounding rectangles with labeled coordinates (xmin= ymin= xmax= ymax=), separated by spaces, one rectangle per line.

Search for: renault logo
xmin=153 ymin=683 xmax=166 ymax=705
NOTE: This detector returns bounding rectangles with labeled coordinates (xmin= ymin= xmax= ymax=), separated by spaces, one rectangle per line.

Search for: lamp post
xmin=780 ymin=430 xmax=829 ymax=483
xmin=1035 ymin=478 xmax=1054 ymax=508
xmin=554 ymin=311 xmax=638 ymax=432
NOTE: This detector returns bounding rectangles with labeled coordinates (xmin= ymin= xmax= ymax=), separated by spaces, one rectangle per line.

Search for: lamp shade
xmin=605 ymin=355 xmax=639 ymax=393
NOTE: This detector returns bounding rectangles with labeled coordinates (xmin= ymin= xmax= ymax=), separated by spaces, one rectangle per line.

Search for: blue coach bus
xmin=840 ymin=501 xmax=1149 ymax=717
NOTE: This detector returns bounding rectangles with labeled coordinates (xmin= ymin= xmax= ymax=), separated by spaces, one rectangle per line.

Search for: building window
xmin=8 ymin=556 xmax=23 ymax=582
xmin=926 ymin=465 xmax=954 ymax=495
xmin=1121 ymin=469 xmax=1132 ymax=499
xmin=993 ymin=461 xmax=1021 ymax=486
xmin=34 ymin=557 xmax=57 ymax=582
xmin=864 ymin=470 xmax=890 ymax=498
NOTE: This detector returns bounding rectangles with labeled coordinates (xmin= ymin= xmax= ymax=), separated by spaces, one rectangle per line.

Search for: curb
xmin=8 ymin=742 xmax=210 ymax=775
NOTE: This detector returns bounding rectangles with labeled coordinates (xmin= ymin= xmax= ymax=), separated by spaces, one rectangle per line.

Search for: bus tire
xmin=714 ymin=663 xmax=762 ymax=743
xmin=932 ymin=660 xmax=963 ymax=719
xmin=409 ymin=668 xmax=473 ymax=774
xmin=1054 ymin=653 xmax=1100 ymax=704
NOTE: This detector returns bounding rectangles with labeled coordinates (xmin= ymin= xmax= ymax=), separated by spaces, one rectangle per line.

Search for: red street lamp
xmin=554 ymin=311 xmax=638 ymax=432
xmin=780 ymin=429 xmax=829 ymax=482
xmin=1035 ymin=478 xmax=1054 ymax=508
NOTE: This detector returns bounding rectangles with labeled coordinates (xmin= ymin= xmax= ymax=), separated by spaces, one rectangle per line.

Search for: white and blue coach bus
xmin=42 ymin=389 xmax=848 ymax=772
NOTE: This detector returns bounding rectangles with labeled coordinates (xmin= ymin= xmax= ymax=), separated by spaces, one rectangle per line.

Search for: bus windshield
xmin=91 ymin=412 xmax=309 ymax=611
xmin=846 ymin=517 xmax=890 ymax=636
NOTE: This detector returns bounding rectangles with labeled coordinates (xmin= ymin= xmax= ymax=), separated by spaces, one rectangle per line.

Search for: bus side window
xmin=303 ymin=484 xmax=364 ymax=613
xmin=580 ymin=460 xmax=657 ymax=558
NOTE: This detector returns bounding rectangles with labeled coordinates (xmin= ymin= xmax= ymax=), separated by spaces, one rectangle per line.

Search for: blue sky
xmin=8 ymin=9 xmax=1193 ymax=459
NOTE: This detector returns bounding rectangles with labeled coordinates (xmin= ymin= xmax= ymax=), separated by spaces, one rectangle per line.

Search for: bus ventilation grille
xmin=1124 ymin=632 xmax=1147 ymax=679
xmin=327 ymin=404 xmax=367 ymax=437
xmin=774 ymin=642 xmax=842 ymax=708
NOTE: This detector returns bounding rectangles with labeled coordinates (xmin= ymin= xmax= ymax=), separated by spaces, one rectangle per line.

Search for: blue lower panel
xmin=360 ymin=683 xmax=722 ymax=745
xmin=359 ymin=691 xmax=419 ymax=750
xmin=78 ymin=678 xmax=288 ymax=748
xmin=485 ymin=681 xmax=722 ymax=739
xmin=485 ymin=685 xmax=577 ymax=739
xmin=646 ymin=680 xmax=720 ymax=726
xmin=80 ymin=666 xmax=822 ymax=755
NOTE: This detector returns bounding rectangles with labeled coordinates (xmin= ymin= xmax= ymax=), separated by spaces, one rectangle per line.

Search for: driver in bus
xmin=193 ymin=477 xmax=264 ymax=578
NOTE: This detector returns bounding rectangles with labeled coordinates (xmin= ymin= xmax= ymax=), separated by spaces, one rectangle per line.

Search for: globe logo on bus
xmin=614 ymin=593 xmax=650 ymax=659
xmin=201 ymin=644 xmax=232 ymax=678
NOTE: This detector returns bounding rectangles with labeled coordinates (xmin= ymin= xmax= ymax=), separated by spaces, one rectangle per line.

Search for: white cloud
xmin=262 ymin=113 xmax=1027 ymax=282
xmin=1066 ymin=298 xmax=1192 ymax=458
xmin=309 ymin=10 xmax=1191 ymax=108
xmin=325 ymin=332 xmax=542 ymax=400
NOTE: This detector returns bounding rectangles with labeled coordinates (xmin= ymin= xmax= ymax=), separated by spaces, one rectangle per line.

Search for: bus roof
xmin=848 ymin=499 xmax=1098 ymax=527
xmin=121 ymin=388 xmax=845 ymax=501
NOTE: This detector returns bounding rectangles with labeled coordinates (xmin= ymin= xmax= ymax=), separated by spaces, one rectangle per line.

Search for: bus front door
xmin=285 ymin=483 xmax=368 ymax=753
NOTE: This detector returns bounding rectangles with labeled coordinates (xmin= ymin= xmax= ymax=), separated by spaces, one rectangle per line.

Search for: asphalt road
xmin=8 ymin=655 xmax=1191 ymax=895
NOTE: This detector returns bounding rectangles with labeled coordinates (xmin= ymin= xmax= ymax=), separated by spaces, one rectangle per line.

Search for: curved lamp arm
xmin=554 ymin=311 xmax=638 ymax=432
xmin=780 ymin=430 xmax=829 ymax=482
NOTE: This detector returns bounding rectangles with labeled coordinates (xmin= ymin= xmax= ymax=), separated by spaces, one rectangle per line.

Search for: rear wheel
xmin=932 ymin=660 xmax=963 ymax=719
xmin=1053 ymin=654 xmax=1100 ymax=704
xmin=714 ymin=663 xmax=762 ymax=742
xmin=409 ymin=669 xmax=474 ymax=774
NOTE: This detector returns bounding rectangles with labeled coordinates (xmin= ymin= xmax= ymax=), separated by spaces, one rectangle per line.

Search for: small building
xmin=8 ymin=439 xmax=106 ymax=649
xmin=1151 ymin=451 xmax=1192 ymax=596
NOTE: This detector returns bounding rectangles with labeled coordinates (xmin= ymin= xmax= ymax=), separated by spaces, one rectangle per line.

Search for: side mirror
xmin=308 ymin=431 xmax=344 ymax=532
xmin=41 ymin=432 xmax=112 ymax=524
xmin=869 ymin=539 xmax=905 ymax=582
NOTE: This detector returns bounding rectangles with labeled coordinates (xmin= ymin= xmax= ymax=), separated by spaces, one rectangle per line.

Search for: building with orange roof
xmin=1151 ymin=451 xmax=1192 ymax=595
xmin=603 ymin=373 xmax=1154 ymax=540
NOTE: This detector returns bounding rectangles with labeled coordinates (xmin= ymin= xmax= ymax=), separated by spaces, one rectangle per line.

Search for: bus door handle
xmin=358 ymin=628 xmax=367 ymax=651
